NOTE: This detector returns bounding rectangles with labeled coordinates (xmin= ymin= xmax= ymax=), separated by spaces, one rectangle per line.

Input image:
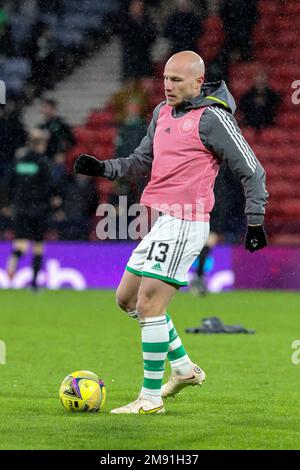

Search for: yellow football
xmin=59 ymin=370 xmax=106 ymax=412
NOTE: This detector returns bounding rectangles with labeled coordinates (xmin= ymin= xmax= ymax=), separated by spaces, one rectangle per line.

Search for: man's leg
xmin=111 ymin=276 xmax=176 ymax=414
xmin=162 ymin=313 xmax=205 ymax=398
xmin=7 ymin=239 xmax=29 ymax=280
xmin=31 ymin=242 xmax=44 ymax=289
xmin=166 ymin=313 xmax=194 ymax=376
xmin=191 ymin=232 xmax=219 ymax=295
xmin=136 ymin=277 xmax=176 ymax=405
xmin=112 ymin=216 xmax=209 ymax=411
xmin=116 ymin=270 xmax=196 ymax=375
xmin=116 ymin=270 xmax=142 ymax=318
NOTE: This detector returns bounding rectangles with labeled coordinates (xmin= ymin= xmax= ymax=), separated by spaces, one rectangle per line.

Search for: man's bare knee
xmin=136 ymin=293 xmax=157 ymax=318
xmin=136 ymin=277 xmax=177 ymax=318
xmin=115 ymin=271 xmax=140 ymax=313
xmin=115 ymin=291 xmax=136 ymax=313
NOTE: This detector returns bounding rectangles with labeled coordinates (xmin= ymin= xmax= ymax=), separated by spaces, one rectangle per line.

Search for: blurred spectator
xmin=0 ymin=205 xmax=12 ymax=239
xmin=0 ymin=105 xmax=15 ymax=179
xmin=121 ymin=0 xmax=163 ymax=13
xmin=119 ymin=0 xmax=157 ymax=81
xmin=8 ymin=128 xmax=52 ymax=219
xmin=52 ymin=174 xmax=98 ymax=240
xmin=108 ymin=179 xmax=139 ymax=239
xmin=210 ymin=164 xmax=246 ymax=244
xmin=110 ymin=78 xmax=151 ymax=124
xmin=6 ymin=128 xmax=53 ymax=289
xmin=0 ymin=9 xmax=15 ymax=57
xmin=239 ymin=71 xmax=282 ymax=130
xmin=38 ymin=98 xmax=76 ymax=159
xmin=24 ymin=22 xmax=58 ymax=92
xmin=221 ymin=0 xmax=258 ymax=62
xmin=205 ymin=57 xmax=227 ymax=82
xmin=191 ymin=164 xmax=246 ymax=295
xmin=115 ymin=99 xmax=148 ymax=201
xmin=36 ymin=0 xmax=63 ymax=14
xmin=164 ymin=0 xmax=204 ymax=55
xmin=50 ymin=151 xmax=69 ymax=188
xmin=115 ymin=100 xmax=147 ymax=159
xmin=11 ymin=0 xmax=39 ymax=19
xmin=5 ymin=99 xmax=27 ymax=156
xmin=0 ymin=100 xmax=13 ymax=235
xmin=108 ymin=179 xmax=136 ymax=209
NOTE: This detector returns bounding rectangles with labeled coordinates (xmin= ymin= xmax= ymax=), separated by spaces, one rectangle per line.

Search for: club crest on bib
xmin=179 ymin=117 xmax=197 ymax=136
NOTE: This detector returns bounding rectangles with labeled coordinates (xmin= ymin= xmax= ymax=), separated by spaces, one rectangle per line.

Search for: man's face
xmin=164 ymin=63 xmax=202 ymax=107
xmin=41 ymin=103 xmax=56 ymax=119
xmin=31 ymin=139 xmax=48 ymax=154
xmin=129 ymin=0 xmax=144 ymax=17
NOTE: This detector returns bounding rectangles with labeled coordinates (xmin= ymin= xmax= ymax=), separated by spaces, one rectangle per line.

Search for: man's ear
xmin=196 ymin=76 xmax=204 ymax=90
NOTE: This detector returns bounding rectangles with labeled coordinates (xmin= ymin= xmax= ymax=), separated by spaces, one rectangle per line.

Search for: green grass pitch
xmin=0 ymin=289 xmax=300 ymax=450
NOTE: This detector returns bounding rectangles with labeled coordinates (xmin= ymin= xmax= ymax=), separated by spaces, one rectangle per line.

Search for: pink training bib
xmin=141 ymin=104 xmax=220 ymax=221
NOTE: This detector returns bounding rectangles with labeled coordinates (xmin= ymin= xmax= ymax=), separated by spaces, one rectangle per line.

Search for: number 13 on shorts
xmin=126 ymin=213 xmax=209 ymax=287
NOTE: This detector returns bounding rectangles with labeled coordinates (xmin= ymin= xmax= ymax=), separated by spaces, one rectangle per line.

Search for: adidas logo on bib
xmin=151 ymin=263 xmax=162 ymax=272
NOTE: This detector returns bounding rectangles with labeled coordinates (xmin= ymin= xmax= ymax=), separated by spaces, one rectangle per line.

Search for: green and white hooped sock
xmin=128 ymin=309 xmax=139 ymax=319
xmin=166 ymin=313 xmax=193 ymax=376
xmin=139 ymin=315 xmax=169 ymax=404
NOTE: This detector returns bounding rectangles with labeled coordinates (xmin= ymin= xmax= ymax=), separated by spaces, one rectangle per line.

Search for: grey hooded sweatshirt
xmin=103 ymin=80 xmax=268 ymax=225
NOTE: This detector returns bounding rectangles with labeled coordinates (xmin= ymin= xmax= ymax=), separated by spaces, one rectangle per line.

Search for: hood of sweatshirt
xmin=176 ymin=80 xmax=237 ymax=115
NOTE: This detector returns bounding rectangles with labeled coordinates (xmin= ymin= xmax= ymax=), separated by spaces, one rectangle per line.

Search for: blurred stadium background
xmin=1 ymin=0 xmax=300 ymax=452
xmin=0 ymin=0 xmax=300 ymax=291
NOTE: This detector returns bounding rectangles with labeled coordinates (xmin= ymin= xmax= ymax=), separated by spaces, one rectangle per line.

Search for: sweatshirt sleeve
xmin=102 ymin=102 xmax=165 ymax=181
xmin=200 ymin=106 xmax=269 ymax=225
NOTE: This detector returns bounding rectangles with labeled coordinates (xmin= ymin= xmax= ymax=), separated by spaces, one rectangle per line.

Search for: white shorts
xmin=126 ymin=213 xmax=209 ymax=286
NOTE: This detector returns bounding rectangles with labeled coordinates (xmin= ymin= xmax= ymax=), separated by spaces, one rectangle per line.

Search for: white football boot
xmin=111 ymin=395 xmax=165 ymax=414
xmin=161 ymin=364 xmax=206 ymax=398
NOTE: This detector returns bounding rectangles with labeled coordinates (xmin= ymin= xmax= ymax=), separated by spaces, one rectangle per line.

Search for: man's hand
xmin=73 ymin=154 xmax=105 ymax=176
xmin=245 ymin=225 xmax=268 ymax=252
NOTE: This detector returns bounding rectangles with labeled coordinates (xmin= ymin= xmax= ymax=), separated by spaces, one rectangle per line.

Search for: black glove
xmin=73 ymin=154 xmax=105 ymax=176
xmin=245 ymin=225 xmax=268 ymax=252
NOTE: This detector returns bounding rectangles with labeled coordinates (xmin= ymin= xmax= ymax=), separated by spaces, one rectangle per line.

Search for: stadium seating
xmin=0 ymin=58 xmax=31 ymax=96
xmin=86 ymin=110 xmax=116 ymax=130
xmin=66 ymin=113 xmax=117 ymax=174
xmin=73 ymin=127 xmax=100 ymax=145
xmin=197 ymin=15 xmax=225 ymax=64
xmin=2 ymin=0 xmax=120 ymax=98
xmin=276 ymin=113 xmax=300 ymax=130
